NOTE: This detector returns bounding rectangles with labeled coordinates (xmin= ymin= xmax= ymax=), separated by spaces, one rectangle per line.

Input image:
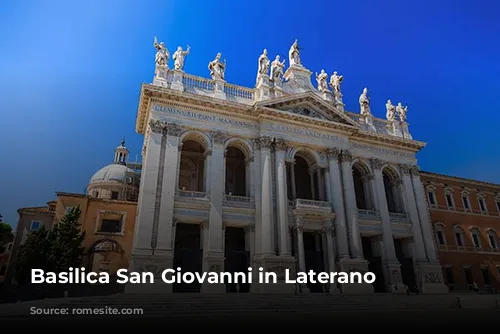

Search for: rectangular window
xmin=496 ymin=201 xmax=500 ymax=213
xmin=446 ymin=194 xmax=454 ymax=208
xmin=111 ymin=191 xmax=119 ymax=200
xmin=455 ymin=232 xmax=463 ymax=246
xmin=463 ymin=267 xmax=473 ymax=286
xmin=462 ymin=197 xmax=469 ymax=209
xmin=428 ymin=192 xmax=436 ymax=205
xmin=472 ymin=234 xmax=481 ymax=247
xmin=30 ymin=221 xmax=41 ymax=231
xmin=445 ymin=267 xmax=455 ymax=285
xmin=481 ymin=267 xmax=491 ymax=285
xmin=489 ymin=235 xmax=498 ymax=249
xmin=479 ymin=199 xmax=487 ymax=212
xmin=437 ymin=231 xmax=445 ymax=245
xmin=99 ymin=219 xmax=122 ymax=233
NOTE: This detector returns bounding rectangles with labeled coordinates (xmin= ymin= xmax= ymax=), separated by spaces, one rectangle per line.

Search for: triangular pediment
xmin=255 ymin=91 xmax=358 ymax=127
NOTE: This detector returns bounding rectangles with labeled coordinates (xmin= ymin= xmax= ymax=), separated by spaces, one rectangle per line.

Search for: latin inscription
xmin=153 ymin=105 xmax=258 ymax=129
xmin=268 ymin=123 xmax=346 ymax=143
xmin=350 ymin=142 xmax=414 ymax=159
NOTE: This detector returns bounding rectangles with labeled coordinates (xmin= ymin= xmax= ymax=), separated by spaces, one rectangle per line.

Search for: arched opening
xmin=453 ymin=225 xmax=465 ymax=246
xmin=487 ymin=229 xmax=498 ymax=249
xmin=178 ymin=139 xmax=207 ymax=192
xmin=382 ymin=168 xmax=404 ymax=213
xmin=352 ymin=162 xmax=372 ymax=210
xmin=87 ymin=239 xmax=124 ymax=275
xmin=225 ymin=146 xmax=247 ymax=196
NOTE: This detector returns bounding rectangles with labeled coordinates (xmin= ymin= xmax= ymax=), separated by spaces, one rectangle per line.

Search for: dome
xmin=89 ymin=163 xmax=135 ymax=184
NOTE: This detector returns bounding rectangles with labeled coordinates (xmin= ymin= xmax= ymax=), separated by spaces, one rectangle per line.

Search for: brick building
xmin=421 ymin=171 xmax=500 ymax=292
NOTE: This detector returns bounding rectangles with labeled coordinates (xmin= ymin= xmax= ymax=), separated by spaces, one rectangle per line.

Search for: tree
xmin=12 ymin=206 xmax=86 ymax=285
xmin=12 ymin=226 xmax=53 ymax=284
xmin=49 ymin=206 xmax=86 ymax=273
xmin=0 ymin=222 xmax=14 ymax=253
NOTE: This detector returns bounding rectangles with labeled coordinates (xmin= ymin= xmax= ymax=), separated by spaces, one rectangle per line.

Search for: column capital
xmin=149 ymin=119 xmax=168 ymax=135
xmin=172 ymin=220 xmax=179 ymax=227
xmin=204 ymin=148 xmax=212 ymax=157
xmin=286 ymin=158 xmax=295 ymax=165
xmin=167 ymin=123 xmax=183 ymax=137
xmin=399 ymin=164 xmax=412 ymax=175
xmin=362 ymin=173 xmax=374 ymax=181
xmin=339 ymin=149 xmax=353 ymax=162
xmin=211 ymin=130 xmax=227 ymax=145
xmin=252 ymin=137 xmax=261 ymax=150
xmin=410 ymin=165 xmax=420 ymax=176
xmin=308 ymin=165 xmax=317 ymax=175
xmin=244 ymin=155 xmax=254 ymax=165
xmin=321 ymin=225 xmax=334 ymax=234
xmin=325 ymin=148 xmax=341 ymax=160
xmin=258 ymin=136 xmax=274 ymax=149
xmin=200 ymin=220 xmax=209 ymax=229
xmin=274 ymin=138 xmax=287 ymax=151
xmin=370 ymin=158 xmax=384 ymax=170
xmin=244 ymin=224 xmax=255 ymax=232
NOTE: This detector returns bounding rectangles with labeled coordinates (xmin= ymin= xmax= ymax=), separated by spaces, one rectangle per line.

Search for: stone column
xmin=323 ymin=225 xmax=339 ymax=293
xmin=371 ymin=158 xmax=404 ymax=293
xmin=309 ymin=168 xmax=316 ymax=200
xmin=202 ymin=130 xmax=226 ymax=293
xmin=399 ymin=164 xmax=427 ymax=262
xmin=325 ymin=148 xmax=350 ymax=259
xmin=127 ymin=120 xmax=175 ymax=294
xmin=410 ymin=166 xmax=438 ymax=262
xmin=409 ymin=166 xmax=448 ymax=294
xmin=290 ymin=161 xmax=297 ymax=199
xmin=259 ymin=136 xmax=274 ymax=256
xmin=339 ymin=150 xmax=363 ymax=259
xmin=245 ymin=224 xmax=255 ymax=260
xmin=275 ymin=138 xmax=290 ymax=256
xmin=317 ymin=167 xmax=326 ymax=201
xmin=252 ymin=139 xmax=262 ymax=257
xmin=157 ymin=123 xmax=183 ymax=252
xmin=295 ymin=217 xmax=309 ymax=293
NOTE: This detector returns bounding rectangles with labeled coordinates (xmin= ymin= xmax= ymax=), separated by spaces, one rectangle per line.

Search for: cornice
xmin=421 ymin=171 xmax=500 ymax=194
xmin=136 ymin=83 xmax=427 ymax=152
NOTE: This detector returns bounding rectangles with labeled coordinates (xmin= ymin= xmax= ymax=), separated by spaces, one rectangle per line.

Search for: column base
xmin=337 ymin=258 xmax=374 ymax=295
xmin=383 ymin=262 xmax=406 ymax=294
xmin=201 ymin=251 xmax=226 ymax=293
xmin=251 ymin=254 xmax=297 ymax=293
xmin=416 ymin=262 xmax=449 ymax=294
xmin=125 ymin=251 xmax=174 ymax=294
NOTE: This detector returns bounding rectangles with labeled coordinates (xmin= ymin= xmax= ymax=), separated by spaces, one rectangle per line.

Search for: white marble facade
xmin=127 ymin=39 xmax=447 ymax=294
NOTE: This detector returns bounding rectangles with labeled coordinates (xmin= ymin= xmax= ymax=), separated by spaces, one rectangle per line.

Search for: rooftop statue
xmin=315 ymin=69 xmax=328 ymax=93
xmin=386 ymin=99 xmax=396 ymax=121
xmin=329 ymin=71 xmax=343 ymax=96
xmin=270 ymin=55 xmax=286 ymax=82
xmin=289 ymin=39 xmax=301 ymax=66
xmin=173 ymin=45 xmax=190 ymax=71
xmin=359 ymin=87 xmax=371 ymax=116
xmin=208 ymin=53 xmax=226 ymax=80
xmin=396 ymin=102 xmax=408 ymax=122
xmin=153 ymin=37 xmax=169 ymax=67
xmin=257 ymin=49 xmax=270 ymax=77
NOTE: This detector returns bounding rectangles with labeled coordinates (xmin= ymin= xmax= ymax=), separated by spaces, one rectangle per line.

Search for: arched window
xmin=351 ymin=161 xmax=373 ymax=210
xmin=434 ymin=223 xmax=446 ymax=245
xmin=382 ymin=167 xmax=404 ymax=213
xmin=453 ymin=225 xmax=465 ymax=247
xmin=444 ymin=188 xmax=455 ymax=210
xmin=477 ymin=193 xmax=488 ymax=214
xmin=470 ymin=227 xmax=481 ymax=248
xmin=487 ymin=229 xmax=498 ymax=249
xmin=178 ymin=137 xmax=208 ymax=192
xmin=426 ymin=185 xmax=438 ymax=208
xmin=461 ymin=190 xmax=471 ymax=212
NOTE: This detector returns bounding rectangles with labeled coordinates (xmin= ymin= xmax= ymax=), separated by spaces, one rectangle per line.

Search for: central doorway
xmin=173 ymin=223 xmax=203 ymax=293
xmin=362 ymin=236 xmax=385 ymax=292
xmin=303 ymin=232 xmax=325 ymax=293
xmin=224 ymin=227 xmax=250 ymax=292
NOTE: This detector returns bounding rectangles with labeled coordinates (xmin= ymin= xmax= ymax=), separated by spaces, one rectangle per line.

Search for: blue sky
xmin=1 ymin=0 xmax=499 ymax=227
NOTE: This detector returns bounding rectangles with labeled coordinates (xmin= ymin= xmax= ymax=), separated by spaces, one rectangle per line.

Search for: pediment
xmin=256 ymin=92 xmax=358 ymax=128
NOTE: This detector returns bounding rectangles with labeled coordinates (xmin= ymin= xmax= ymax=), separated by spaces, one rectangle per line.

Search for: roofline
xmin=421 ymin=171 xmax=500 ymax=192
xmin=55 ymin=191 xmax=138 ymax=205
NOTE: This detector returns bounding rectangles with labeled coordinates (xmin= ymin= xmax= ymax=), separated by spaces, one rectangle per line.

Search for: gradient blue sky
xmin=1 ymin=0 xmax=499 ymax=227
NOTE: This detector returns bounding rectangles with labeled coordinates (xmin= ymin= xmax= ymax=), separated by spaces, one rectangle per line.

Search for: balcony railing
xmin=175 ymin=189 xmax=207 ymax=198
xmin=289 ymin=199 xmax=332 ymax=209
xmin=439 ymin=244 xmax=500 ymax=253
xmin=357 ymin=209 xmax=380 ymax=219
xmin=389 ymin=212 xmax=409 ymax=222
xmin=224 ymin=194 xmax=254 ymax=203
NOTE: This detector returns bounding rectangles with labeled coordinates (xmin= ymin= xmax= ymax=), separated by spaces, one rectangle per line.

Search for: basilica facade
xmin=127 ymin=39 xmax=448 ymax=294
